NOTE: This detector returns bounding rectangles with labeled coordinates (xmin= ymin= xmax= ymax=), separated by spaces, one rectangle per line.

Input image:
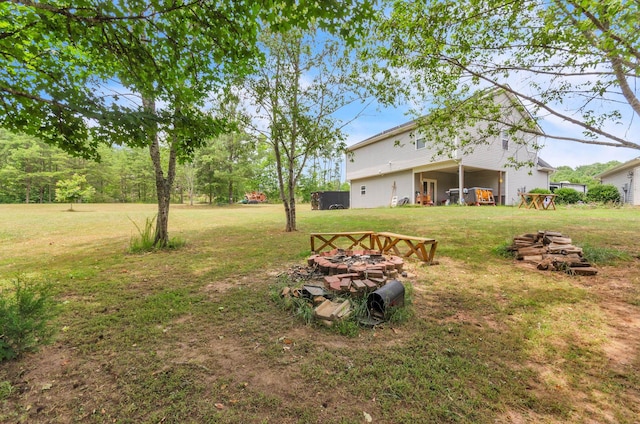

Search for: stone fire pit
xmin=279 ymin=248 xmax=410 ymax=326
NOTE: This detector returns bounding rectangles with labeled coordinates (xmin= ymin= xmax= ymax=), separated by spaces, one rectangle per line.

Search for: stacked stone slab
xmin=509 ymin=230 xmax=597 ymax=276
xmin=308 ymin=249 xmax=403 ymax=275
xmin=307 ymin=249 xmax=405 ymax=294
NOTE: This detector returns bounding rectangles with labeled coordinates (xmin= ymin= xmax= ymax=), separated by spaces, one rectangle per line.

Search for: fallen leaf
xmin=363 ymin=411 xmax=372 ymax=422
xmin=215 ymin=403 xmax=224 ymax=410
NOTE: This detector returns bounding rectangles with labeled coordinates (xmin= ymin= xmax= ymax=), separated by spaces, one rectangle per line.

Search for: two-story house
xmin=346 ymin=90 xmax=554 ymax=208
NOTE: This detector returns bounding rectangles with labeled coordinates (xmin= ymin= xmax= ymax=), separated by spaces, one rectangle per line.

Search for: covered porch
xmin=412 ymin=160 xmax=506 ymax=205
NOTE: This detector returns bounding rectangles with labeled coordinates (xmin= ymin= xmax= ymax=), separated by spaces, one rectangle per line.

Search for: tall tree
xmin=1 ymin=1 xmax=375 ymax=245
xmin=247 ymin=141 xmax=281 ymax=202
xmin=175 ymin=162 xmax=197 ymax=205
xmin=112 ymin=146 xmax=157 ymax=203
xmin=374 ymin=0 xmax=640 ymax=158
xmin=74 ymin=145 xmax=120 ymax=203
xmin=193 ymin=94 xmax=258 ymax=205
xmin=246 ymin=29 xmax=372 ymax=231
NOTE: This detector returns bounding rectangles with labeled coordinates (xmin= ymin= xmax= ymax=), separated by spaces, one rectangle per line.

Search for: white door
xmin=422 ymin=179 xmax=437 ymax=204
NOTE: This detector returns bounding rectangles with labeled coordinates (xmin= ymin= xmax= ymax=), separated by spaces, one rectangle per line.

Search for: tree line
xmin=551 ymin=162 xmax=623 ymax=189
xmin=0 ymin=129 xmax=345 ymax=206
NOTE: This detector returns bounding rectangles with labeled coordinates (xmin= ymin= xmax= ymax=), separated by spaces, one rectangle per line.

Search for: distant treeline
xmin=550 ymin=162 xmax=622 ymax=189
xmin=0 ymin=130 xmax=344 ymax=204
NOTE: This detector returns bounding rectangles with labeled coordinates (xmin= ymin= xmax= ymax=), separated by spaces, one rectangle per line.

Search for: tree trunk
xmin=286 ymin=180 xmax=296 ymax=231
xmin=149 ymin=137 xmax=176 ymax=248
xmin=286 ymin=153 xmax=297 ymax=231
xmin=143 ymin=96 xmax=177 ymax=248
xmin=25 ymin=177 xmax=31 ymax=204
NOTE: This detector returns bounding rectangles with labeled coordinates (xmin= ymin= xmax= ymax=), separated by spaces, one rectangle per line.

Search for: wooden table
xmin=518 ymin=193 xmax=557 ymax=210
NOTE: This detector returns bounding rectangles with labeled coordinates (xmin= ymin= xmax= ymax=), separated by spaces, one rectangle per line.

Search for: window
xmin=416 ymin=137 xmax=426 ymax=150
xmin=501 ymin=130 xmax=509 ymax=150
xmin=360 ymin=185 xmax=366 ymax=195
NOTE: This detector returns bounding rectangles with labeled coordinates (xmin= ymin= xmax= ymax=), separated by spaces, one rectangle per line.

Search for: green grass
xmin=0 ymin=203 xmax=639 ymax=423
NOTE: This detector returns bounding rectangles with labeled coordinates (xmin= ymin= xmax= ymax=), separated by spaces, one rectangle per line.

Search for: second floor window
xmin=501 ymin=130 xmax=509 ymax=150
xmin=416 ymin=137 xmax=426 ymax=149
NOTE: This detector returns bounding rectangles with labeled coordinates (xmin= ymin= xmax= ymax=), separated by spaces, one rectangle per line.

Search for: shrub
xmin=129 ymin=216 xmax=156 ymax=252
xmin=492 ymin=241 xmax=515 ymax=258
xmin=586 ymin=184 xmax=621 ymax=204
xmin=528 ymin=188 xmax=552 ymax=194
xmin=554 ymin=188 xmax=585 ymax=204
xmin=128 ymin=215 xmax=185 ymax=253
xmin=0 ymin=380 xmax=13 ymax=400
xmin=0 ymin=277 xmax=58 ymax=361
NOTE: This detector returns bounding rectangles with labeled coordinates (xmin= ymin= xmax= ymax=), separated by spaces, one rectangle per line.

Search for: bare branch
xmin=443 ymin=55 xmax=639 ymax=150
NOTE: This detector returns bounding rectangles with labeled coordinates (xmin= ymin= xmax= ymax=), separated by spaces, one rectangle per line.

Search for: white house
xmin=346 ymin=90 xmax=554 ymax=208
xmin=596 ymin=157 xmax=640 ymax=205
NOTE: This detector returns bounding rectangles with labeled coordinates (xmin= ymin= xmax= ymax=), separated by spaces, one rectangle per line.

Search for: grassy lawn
xmin=1 ymin=203 xmax=639 ymax=423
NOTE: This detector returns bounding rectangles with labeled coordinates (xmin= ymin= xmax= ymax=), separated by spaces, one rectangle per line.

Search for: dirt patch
xmin=583 ymin=265 xmax=640 ymax=372
xmin=0 ymin=346 xmax=122 ymax=423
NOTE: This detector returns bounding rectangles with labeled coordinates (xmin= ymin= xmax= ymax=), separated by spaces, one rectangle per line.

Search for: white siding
xmin=346 ymin=127 xmax=453 ymax=181
xmin=505 ymin=167 xmax=549 ymax=205
xmin=350 ymin=170 xmax=413 ymax=208
xmin=634 ymin=166 xmax=640 ymax=205
xmin=463 ymin=92 xmax=540 ymax=171
xmin=601 ymin=167 xmax=638 ymax=205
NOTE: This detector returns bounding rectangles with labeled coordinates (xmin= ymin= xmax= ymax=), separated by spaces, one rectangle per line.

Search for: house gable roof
xmin=346 ymin=119 xmax=417 ymax=151
xmin=537 ymin=157 xmax=555 ymax=173
xmin=347 ymin=87 xmax=544 ymax=153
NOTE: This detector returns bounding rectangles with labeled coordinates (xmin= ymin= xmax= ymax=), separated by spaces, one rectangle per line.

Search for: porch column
xmin=458 ymin=162 xmax=464 ymax=205
xmin=497 ymin=171 xmax=502 ymax=205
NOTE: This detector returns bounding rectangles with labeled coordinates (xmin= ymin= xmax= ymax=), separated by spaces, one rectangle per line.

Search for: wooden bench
xmin=310 ymin=231 xmax=376 ymax=253
xmin=373 ymin=232 xmax=438 ymax=264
